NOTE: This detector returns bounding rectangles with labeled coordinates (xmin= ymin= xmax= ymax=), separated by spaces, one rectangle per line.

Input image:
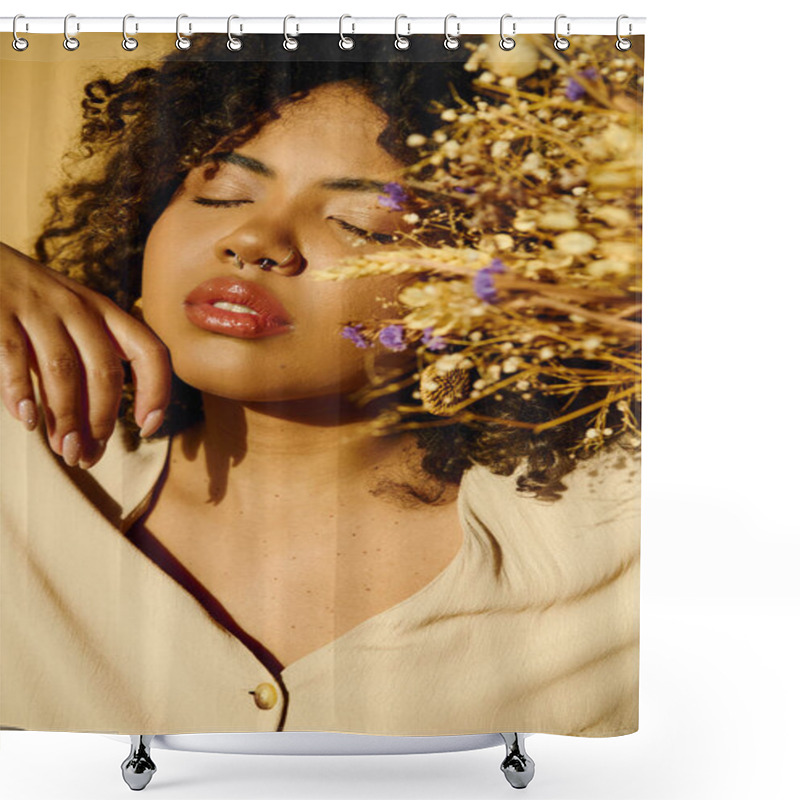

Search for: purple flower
xmin=565 ymin=68 xmax=599 ymax=101
xmin=378 ymin=324 xmax=407 ymax=351
xmin=473 ymin=259 xmax=507 ymax=304
xmin=453 ymin=186 xmax=477 ymax=194
xmin=378 ymin=182 xmax=408 ymax=211
xmin=422 ymin=326 xmax=447 ymax=351
xmin=341 ymin=324 xmax=371 ymax=348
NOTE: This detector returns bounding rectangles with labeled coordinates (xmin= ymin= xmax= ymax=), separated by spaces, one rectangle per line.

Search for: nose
xmin=214 ymin=216 xmax=305 ymax=276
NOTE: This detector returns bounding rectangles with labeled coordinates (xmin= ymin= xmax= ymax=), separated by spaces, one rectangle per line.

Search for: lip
xmin=183 ymin=277 xmax=294 ymax=339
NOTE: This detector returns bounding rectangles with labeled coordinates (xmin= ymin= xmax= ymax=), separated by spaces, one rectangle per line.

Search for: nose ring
xmin=234 ymin=248 xmax=296 ymax=271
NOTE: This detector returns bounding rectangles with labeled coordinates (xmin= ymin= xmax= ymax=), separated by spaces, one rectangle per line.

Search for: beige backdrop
xmin=0 ymin=32 xmax=173 ymax=256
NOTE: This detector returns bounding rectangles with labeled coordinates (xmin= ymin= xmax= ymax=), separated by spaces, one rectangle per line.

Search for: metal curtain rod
xmin=1 ymin=16 xmax=646 ymax=36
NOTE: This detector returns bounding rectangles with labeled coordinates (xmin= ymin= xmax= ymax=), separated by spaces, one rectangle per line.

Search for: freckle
xmin=362 ymin=550 xmax=368 ymax=554
xmin=364 ymin=586 xmax=371 ymax=592
xmin=291 ymin=555 xmax=296 ymax=560
xmin=290 ymin=625 xmax=296 ymax=629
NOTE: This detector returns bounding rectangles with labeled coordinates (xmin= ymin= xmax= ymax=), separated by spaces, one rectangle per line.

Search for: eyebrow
xmin=207 ymin=152 xmax=391 ymax=194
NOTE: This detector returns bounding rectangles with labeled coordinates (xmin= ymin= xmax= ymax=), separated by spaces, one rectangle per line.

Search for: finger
xmin=0 ymin=315 xmax=39 ymax=431
xmin=62 ymin=312 xmax=126 ymax=451
xmin=58 ymin=316 xmax=125 ymax=469
xmin=98 ymin=304 xmax=172 ymax=437
xmin=24 ymin=313 xmax=88 ymax=467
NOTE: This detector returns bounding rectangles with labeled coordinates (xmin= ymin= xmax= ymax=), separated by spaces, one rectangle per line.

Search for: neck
xmin=169 ymin=391 xmax=416 ymax=508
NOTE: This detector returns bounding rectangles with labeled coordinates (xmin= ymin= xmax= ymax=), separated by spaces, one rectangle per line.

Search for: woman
xmin=0 ymin=34 xmax=640 ymax=736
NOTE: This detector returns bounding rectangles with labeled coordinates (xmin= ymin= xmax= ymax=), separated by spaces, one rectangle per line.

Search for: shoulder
xmin=457 ymin=439 xmax=641 ymax=595
xmin=0 ymin=403 xmax=170 ymax=529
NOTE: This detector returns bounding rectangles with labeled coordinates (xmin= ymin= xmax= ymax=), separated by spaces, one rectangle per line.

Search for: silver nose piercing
xmin=234 ymin=249 xmax=295 ymax=270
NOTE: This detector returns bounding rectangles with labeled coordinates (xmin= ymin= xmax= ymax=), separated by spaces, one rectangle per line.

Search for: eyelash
xmin=191 ymin=198 xmax=398 ymax=245
xmin=192 ymin=197 xmax=251 ymax=208
xmin=328 ymin=217 xmax=398 ymax=245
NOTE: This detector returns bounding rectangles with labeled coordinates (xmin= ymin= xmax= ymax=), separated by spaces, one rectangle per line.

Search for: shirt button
xmin=252 ymin=682 xmax=278 ymax=710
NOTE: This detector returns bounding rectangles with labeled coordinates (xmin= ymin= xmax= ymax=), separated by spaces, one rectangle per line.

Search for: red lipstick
xmin=183 ymin=277 xmax=294 ymax=339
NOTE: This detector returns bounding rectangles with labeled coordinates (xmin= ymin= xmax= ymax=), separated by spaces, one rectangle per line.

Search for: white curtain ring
xmin=553 ymin=14 xmax=570 ymax=51
xmin=12 ymin=15 xmax=29 ymax=51
xmin=339 ymin=15 xmax=354 ymax=50
xmin=499 ymin=14 xmax=515 ymax=51
xmin=394 ymin=15 xmax=410 ymax=50
xmin=616 ymin=15 xmax=632 ymax=51
xmin=227 ymin=15 xmax=242 ymax=51
xmin=444 ymin=14 xmax=460 ymax=50
xmin=122 ymin=14 xmax=138 ymax=51
xmin=63 ymin=13 xmax=80 ymax=51
xmin=283 ymin=15 xmax=299 ymax=51
xmin=175 ymin=14 xmax=191 ymax=50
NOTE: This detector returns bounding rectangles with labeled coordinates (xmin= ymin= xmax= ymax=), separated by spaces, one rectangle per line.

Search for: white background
xmin=1 ymin=0 xmax=799 ymax=798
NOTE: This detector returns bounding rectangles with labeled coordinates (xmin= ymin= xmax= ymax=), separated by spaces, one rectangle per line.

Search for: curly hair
xmin=33 ymin=33 xmax=640 ymax=503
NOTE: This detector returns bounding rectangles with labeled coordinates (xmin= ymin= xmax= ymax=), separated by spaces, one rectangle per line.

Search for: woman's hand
xmin=0 ymin=243 xmax=172 ymax=469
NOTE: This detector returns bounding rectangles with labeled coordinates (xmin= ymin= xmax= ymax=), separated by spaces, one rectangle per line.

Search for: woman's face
xmin=141 ymin=81 xmax=415 ymax=403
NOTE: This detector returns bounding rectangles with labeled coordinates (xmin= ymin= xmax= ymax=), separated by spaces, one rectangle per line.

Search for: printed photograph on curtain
xmin=0 ymin=32 xmax=643 ymax=736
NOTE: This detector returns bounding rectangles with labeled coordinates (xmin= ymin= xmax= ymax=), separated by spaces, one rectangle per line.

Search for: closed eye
xmin=192 ymin=197 xmax=253 ymax=207
xmin=329 ymin=216 xmax=399 ymax=245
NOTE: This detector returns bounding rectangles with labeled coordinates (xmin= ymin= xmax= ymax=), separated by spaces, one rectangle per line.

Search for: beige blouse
xmin=0 ymin=403 xmax=641 ymax=737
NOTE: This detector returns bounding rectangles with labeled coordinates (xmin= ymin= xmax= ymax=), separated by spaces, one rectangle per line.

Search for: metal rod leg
xmin=499 ymin=732 xmax=535 ymax=789
xmin=121 ymin=735 xmax=157 ymax=791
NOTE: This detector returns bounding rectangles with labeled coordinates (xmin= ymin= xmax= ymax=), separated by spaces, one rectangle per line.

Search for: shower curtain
xmin=0 ymin=29 xmax=644 ymax=737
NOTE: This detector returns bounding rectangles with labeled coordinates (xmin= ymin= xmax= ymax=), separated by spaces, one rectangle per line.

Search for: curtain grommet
xmin=339 ymin=15 xmax=355 ymax=50
xmin=63 ymin=13 xmax=80 ymax=51
xmin=226 ymin=15 xmax=242 ymax=51
xmin=499 ymin=14 xmax=516 ymax=50
xmin=12 ymin=14 xmax=28 ymax=51
xmin=122 ymin=14 xmax=138 ymax=51
xmin=444 ymin=14 xmax=460 ymax=50
xmin=394 ymin=15 xmax=410 ymax=50
xmin=175 ymin=14 xmax=191 ymax=50
xmin=283 ymin=15 xmax=299 ymax=51
xmin=616 ymin=15 xmax=632 ymax=51
xmin=553 ymin=14 xmax=570 ymax=51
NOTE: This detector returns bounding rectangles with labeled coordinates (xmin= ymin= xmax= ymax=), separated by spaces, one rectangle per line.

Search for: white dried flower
xmin=520 ymin=152 xmax=542 ymax=173
xmin=554 ymin=231 xmax=597 ymax=255
xmin=406 ymin=133 xmax=426 ymax=148
xmin=441 ymin=108 xmax=458 ymax=122
xmin=494 ymin=233 xmax=515 ymax=251
xmin=441 ymin=140 xmax=461 ymax=159
xmin=502 ymin=357 xmax=523 ymax=373
xmin=581 ymin=336 xmax=602 ymax=351
xmin=539 ymin=210 xmax=579 ymax=230
xmin=491 ymin=140 xmax=510 ymax=159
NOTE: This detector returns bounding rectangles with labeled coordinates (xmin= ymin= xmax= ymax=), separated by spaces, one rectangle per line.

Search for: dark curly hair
xmin=33 ymin=33 xmax=640 ymax=503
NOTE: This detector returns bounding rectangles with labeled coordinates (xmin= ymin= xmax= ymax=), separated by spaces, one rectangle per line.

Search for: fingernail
xmin=17 ymin=399 xmax=37 ymax=430
xmin=140 ymin=409 xmax=164 ymax=438
xmin=62 ymin=431 xmax=81 ymax=467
